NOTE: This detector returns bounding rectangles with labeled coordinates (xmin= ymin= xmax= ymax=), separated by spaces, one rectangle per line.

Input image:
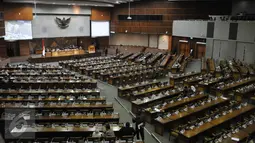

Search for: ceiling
xmin=3 ymin=0 xmax=136 ymax=7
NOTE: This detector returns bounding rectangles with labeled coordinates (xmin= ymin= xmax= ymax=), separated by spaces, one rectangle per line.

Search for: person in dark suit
xmin=119 ymin=122 xmax=135 ymax=137
xmin=104 ymin=48 xmax=108 ymax=56
xmin=133 ymin=110 xmax=145 ymax=141
xmin=116 ymin=48 xmax=119 ymax=55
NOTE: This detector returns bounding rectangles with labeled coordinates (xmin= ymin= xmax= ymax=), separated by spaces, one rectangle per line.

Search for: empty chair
xmin=104 ymin=137 xmax=116 ymax=143
xmin=34 ymin=138 xmax=50 ymax=143
xmin=120 ymin=135 xmax=134 ymax=142
xmin=68 ymin=137 xmax=84 ymax=143
xmin=87 ymin=137 xmax=102 ymax=142
xmin=51 ymin=137 xmax=67 ymax=143
xmin=16 ymin=138 xmax=34 ymax=143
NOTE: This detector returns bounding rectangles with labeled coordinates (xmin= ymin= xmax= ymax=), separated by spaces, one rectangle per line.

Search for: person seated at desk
xmin=104 ymin=124 xmax=115 ymax=137
xmin=92 ymin=127 xmax=104 ymax=137
xmin=119 ymin=122 xmax=135 ymax=138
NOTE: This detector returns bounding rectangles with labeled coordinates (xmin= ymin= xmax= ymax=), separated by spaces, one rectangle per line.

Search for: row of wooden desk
xmin=122 ymin=66 xmax=255 ymax=143
xmin=0 ymin=63 xmax=124 ymax=142
xmin=45 ymin=49 xmax=85 ymax=57
xmin=28 ymin=52 xmax=101 ymax=63
xmin=59 ymin=54 xmax=170 ymax=87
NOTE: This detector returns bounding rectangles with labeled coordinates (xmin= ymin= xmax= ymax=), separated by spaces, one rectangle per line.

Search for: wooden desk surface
xmin=218 ymin=77 xmax=255 ymax=91
xmin=3 ymin=115 xmax=119 ymax=121
xmin=242 ymin=124 xmax=255 ymax=134
xmin=0 ymin=89 xmax=100 ymax=94
xmin=0 ymin=67 xmax=62 ymax=70
xmin=132 ymin=90 xmax=182 ymax=106
xmin=0 ymin=97 xmax=105 ymax=102
xmin=160 ymin=94 xmax=207 ymax=112
xmin=198 ymin=77 xmax=225 ymax=86
xmin=156 ymin=98 xmax=228 ymax=124
xmin=10 ymin=125 xmax=121 ymax=133
xmin=79 ymin=62 xmax=119 ymax=69
xmin=86 ymin=63 xmax=134 ymax=71
xmin=146 ymin=94 xmax=207 ymax=114
xmin=222 ymin=130 xmax=249 ymax=143
xmin=110 ymin=70 xmax=158 ymax=79
xmin=134 ymin=85 xmax=173 ymax=97
xmin=181 ymin=105 xmax=255 ymax=138
xmin=169 ymin=72 xmax=200 ymax=80
xmin=235 ymin=88 xmax=255 ymax=95
xmin=12 ymin=80 xmax=96 ymax=84
xmin=0 ymin=104 xmax=113 ymax=109
xmin=118 ymin=81 xmax=159 ymax=91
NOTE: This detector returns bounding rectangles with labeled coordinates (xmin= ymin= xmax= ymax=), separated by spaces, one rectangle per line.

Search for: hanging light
xmin=33 ymin=0 xmax=37 ymax=18
xmin=127 ymin=0 xmax=132 ymax=20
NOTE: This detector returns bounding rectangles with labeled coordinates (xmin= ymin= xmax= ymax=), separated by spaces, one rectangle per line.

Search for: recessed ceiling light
xmin=52 ymin=2 xmax=56 ymax=4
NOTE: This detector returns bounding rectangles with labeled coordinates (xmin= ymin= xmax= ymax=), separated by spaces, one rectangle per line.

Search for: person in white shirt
xmin=92 ymin=127 xmax=104 ymax=137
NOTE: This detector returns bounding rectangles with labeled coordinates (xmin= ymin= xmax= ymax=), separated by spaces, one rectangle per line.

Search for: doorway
xmin=195 ymin=43 xmax=206 ymax=58
xmin=6 ymin=41 xmax=20 ymax=57
xmin=179 ymin=41 xmax=190 ymax=57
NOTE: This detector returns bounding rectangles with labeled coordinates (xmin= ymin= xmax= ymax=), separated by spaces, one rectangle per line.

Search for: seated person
xmin=104 ymin=124 xmax=115 ymax=137
xmin=92 ymin=127 xmax=104 ymax=137
xmin=119 ymin=122 xmax=135 ymax=138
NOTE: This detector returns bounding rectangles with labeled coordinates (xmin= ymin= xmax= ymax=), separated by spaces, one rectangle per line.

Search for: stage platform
xmin=28 ymin=52 xmax=101 ymax=63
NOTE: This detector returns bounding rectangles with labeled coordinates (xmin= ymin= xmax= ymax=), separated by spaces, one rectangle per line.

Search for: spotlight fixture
xmin=127 ymin=0 xmax=132 ymax=20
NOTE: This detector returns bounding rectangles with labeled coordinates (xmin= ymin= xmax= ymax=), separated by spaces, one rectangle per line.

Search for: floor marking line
xmin=144 ymin=127 xmax=152 ymax=136
xmin=151 ymin=133 xmax=162 ymax=143
xmin=114 ymin=97 xmax=129 ymax=113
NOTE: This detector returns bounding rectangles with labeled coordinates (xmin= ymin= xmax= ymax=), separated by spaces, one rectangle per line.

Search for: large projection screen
xmin=4 ymin=20 xmax=33 ymax=40
xmin=91 ymin=21 xmax=110 ymax=37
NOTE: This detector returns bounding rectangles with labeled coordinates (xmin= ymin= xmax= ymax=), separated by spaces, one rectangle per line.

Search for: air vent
xmin=118 ymin=15 xmax=163 ymax=21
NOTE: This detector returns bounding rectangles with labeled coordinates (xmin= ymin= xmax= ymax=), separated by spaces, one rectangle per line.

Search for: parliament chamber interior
xmin=0 ymin=0 xmax=255 ymax=143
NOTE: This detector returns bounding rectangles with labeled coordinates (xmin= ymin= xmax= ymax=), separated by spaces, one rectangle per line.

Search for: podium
xmin=88 ymin=45 xmax=96 ymax=53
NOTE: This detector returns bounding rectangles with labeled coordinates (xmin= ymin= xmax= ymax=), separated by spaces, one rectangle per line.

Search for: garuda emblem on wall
xmin=55 ymin=17 xmax=71 ymax=29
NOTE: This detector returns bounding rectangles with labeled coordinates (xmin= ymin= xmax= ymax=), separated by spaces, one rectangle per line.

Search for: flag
xmin=42 ymin=39 xmax=45 ymax=56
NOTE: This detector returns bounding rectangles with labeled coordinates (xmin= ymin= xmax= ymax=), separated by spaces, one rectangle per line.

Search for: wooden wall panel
xmin=0 ymin=0 xmax=3 ymax=11
xmin=111 ymin=1 xmax=231 ymax=34
xmin=172 ymin=36 xmax=206 ymax=58
xmin=0 ymin=39 xmax=7 ymax=57
xmin=77 ymin=37 xmax=109 ymax=50
xmin=168 ymin=36 xmax=172 ymax=51
xmin=4 ymin=4 xmax=33 ymax=20
xmin=91 ymin=8 xmax=111 ymax=21
xmin=19 ymin=40 xmax=30 ymax=56
xmin=0 ymin=0 xmax=4 ymax=36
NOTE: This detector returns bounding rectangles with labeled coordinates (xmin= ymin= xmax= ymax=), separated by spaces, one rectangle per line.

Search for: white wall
xmin=149 ymin=35 xmax=158 ymax=48
xmin=206 ymin=39 xmax=255 ymax=64
xmin=158 ymin=35 xmax=169 ymax=50
xmin=110 ymin=33 xmax=149 ymax=47
xmin=237 ymin=22 xmax=255 ymax=43
xmin=34 ymin=4 xmax=91 ymax=15
xmin=173 ymin=20 xmax=207 ymax=38
xmin=32 ymin=15 xmax=90 ymax=38
xmin=214 ymin=22 xmax=230 ymax=40
xmin=109 ymin=33 xmax=169 ymax=49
